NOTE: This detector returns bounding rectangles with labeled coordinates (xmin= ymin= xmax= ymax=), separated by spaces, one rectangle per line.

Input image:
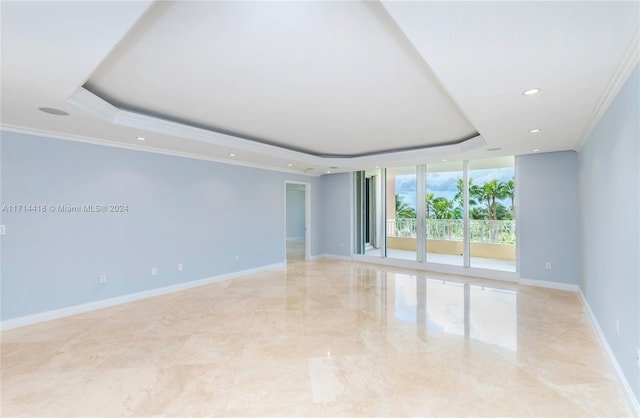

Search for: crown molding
xmin=576 ymin=28 xmax=640 ymax=151
xmin=0 ymin=124 xmax=318 ymax=177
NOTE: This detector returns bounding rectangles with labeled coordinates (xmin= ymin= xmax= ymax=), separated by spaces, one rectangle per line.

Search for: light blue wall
xmin=285 ymin=187 xmax=305 ymax=239
xmin=579 ymin=64 xmax=639 ymax=401
xmin=516 ymin=151 xmax=580 ymax=284
xmin=318 ymin=172 xmax=353 ymax=257
xmin=0 ymin=131 xmax=320 ymax=320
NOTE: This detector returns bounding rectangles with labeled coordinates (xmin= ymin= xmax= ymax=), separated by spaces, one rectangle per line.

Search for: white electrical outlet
xmin=99 ymin=274 xmax=107 ymax=284
xmin=616 ymin=320 xmax=620 ymax=337
xmin=0 ymin=225 xmax=5 ymax=236
xmin=151 ymin=267 xmax=158 ymax=276
xmin=545 ymin=261 xmax=552 ymax=270
xmin=177 ymin=263 xmax=183 ymax=272
xmin=235 ymin=255 xmax=240 ymax=262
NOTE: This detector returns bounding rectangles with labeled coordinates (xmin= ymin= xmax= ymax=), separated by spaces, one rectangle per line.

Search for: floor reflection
xmin=393 ymin=274 xmax=517 ymax=350
xmin=2 ymin=259 xmax=629 ymax=416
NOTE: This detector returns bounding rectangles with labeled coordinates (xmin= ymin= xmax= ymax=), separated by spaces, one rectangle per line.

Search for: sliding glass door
xmin=386 ymin=166 xmax=417 ymax=261
xmin=468 ymin=157 xmax=515 ymax=272
xmin=425 ymin=161 xmax=464 ymax=266
xmin=354 ymin=157 xmax=517 ymax=273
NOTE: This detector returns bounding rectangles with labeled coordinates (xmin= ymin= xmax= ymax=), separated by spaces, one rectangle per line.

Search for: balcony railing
xmin=388 ymin=218 xmax=515 ymax=244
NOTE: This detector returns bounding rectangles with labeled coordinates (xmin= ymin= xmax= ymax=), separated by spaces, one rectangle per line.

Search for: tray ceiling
xmin=1 ymin=1 xmax=638 ymax=174
xmin=84 ymin=1 xmax=477 ymax=157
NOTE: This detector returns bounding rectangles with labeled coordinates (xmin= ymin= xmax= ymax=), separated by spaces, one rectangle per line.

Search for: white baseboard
xmin=578 ymin=288 xmax=640 ymax=417
xmin=0 ymin=262 xmax=285 ymax=331
xmin=518 ymin=277 xmax=579 ymax=292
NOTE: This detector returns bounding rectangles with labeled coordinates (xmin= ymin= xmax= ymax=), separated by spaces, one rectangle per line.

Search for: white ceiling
xmin=1 ymin=1 xmax=638 ymax=175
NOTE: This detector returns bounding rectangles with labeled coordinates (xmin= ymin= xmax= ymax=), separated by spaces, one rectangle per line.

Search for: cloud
xmin=427 ymin=176 xmax=459 ymax=192
xmin=469 ymin=168 xmax=514 ymax=185
xmin=396 ymin=175 xmax=416 ymax=193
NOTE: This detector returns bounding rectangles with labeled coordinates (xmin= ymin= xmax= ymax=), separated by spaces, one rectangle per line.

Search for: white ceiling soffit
xmin=80 ymin=0 xmax=479 ymax=158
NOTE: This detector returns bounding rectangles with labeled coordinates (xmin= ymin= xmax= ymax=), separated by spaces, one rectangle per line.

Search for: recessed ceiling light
xmin=136 ymin=136 xmax=146 ymax=141
xmin=522 ymin=88 xmax=541 ymax=96
xmin=327 ymin=170 xmax=331 ymax=174
xmin=375 ymin=166 xmax=380 ymax=169
xmin=441 ymin=158 xmax=448 ymax=162
xmin=487 ymin=147 xmax=502 ymax=152
xmin=229 ymin=153 xmax=236 ymax=157
xmin=287 ymin=163 xmax=293 ymax=167
xmin=532 ymin=148 xmax=541 ymax=153
xmin=38 ymin=107 xmax=69 ymax=116
xmin=529 ymin=129 xmax=541 ymax=133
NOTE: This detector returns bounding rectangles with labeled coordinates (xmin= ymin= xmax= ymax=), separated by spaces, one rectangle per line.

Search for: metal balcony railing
xmin=387 ymin=218 xmax=516 ymax=244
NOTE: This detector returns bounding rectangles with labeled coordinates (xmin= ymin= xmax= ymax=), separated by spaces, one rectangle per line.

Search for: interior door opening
xmin=285 ymin=182 xmax=310 ymax=261
xmin=355 ymin=171 xmax=381 ymax=256
xmin=365 ymin=177 xmax=371 ymax=246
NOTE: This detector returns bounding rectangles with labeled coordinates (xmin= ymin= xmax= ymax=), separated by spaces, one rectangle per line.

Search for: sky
xmin=396 ymin=167 xmax=514 ymax=210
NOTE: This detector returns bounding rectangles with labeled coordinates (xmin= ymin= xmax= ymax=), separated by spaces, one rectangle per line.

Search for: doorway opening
xmin=355 ymin=170 xmax=382 ymax=256
xmin=285 ymin=182 xmax=310 ymax=261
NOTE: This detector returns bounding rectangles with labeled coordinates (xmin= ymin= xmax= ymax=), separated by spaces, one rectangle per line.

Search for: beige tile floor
xmin=1 ymin=251 xmax=632 ymax=417
xmin=365 ymin=247 xmax=516 ymax=272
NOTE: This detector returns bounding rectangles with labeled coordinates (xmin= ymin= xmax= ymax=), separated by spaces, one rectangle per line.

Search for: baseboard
xmin=0 ymin=262 xmax=285 ymax=331
xmin=578 ymin=288 xmax=640 ymax=417
xmin=518 ymin=277 xmax=579 ymax=292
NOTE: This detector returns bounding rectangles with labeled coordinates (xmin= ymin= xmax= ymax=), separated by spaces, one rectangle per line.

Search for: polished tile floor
xmin=365 ymin=247 xmax=516 ymax=272
xmin=1 ymin=252 xmax=632 ymax=416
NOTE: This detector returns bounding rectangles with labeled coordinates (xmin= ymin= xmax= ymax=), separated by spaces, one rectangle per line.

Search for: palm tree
xmin=395 ymin=195 xmax=416 ymax=219
xmin=503 ymin=179 xmax=515 ymax=218
xmin=394 ymin=195 xmax=416 ymax=237
xmin=454 ymin=178 xmax=477 ymax=211
xmin=425 ymin=192 xmax=435 ymax=219
xmin=470 ymin=207 xmax=488 ymax=220
xmin=495 ymin=202 xmax=512 ymax=220
xmin=432 ymin=197 xmax=458 ymax=239
xmin=475 ymin=179 xmax=508 ymax=221
xmin=487 ymin=180 xmax=498 ymax=220
xmin=470 ymin=183 xmax=492 ymax=219
xmin=470 ymin=179 xmax=509 ymax=241
xmin=432 ymin=197 xmax=453 ymax=219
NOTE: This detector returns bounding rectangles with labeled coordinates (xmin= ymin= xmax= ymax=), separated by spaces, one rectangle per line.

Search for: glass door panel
xmin=468 ymin=157 xmax=516 ymax=271
xmin=386 ymin=166 xmax=417 ymax=261
xmin=425 ymin=161 xmax=464 ymax=266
